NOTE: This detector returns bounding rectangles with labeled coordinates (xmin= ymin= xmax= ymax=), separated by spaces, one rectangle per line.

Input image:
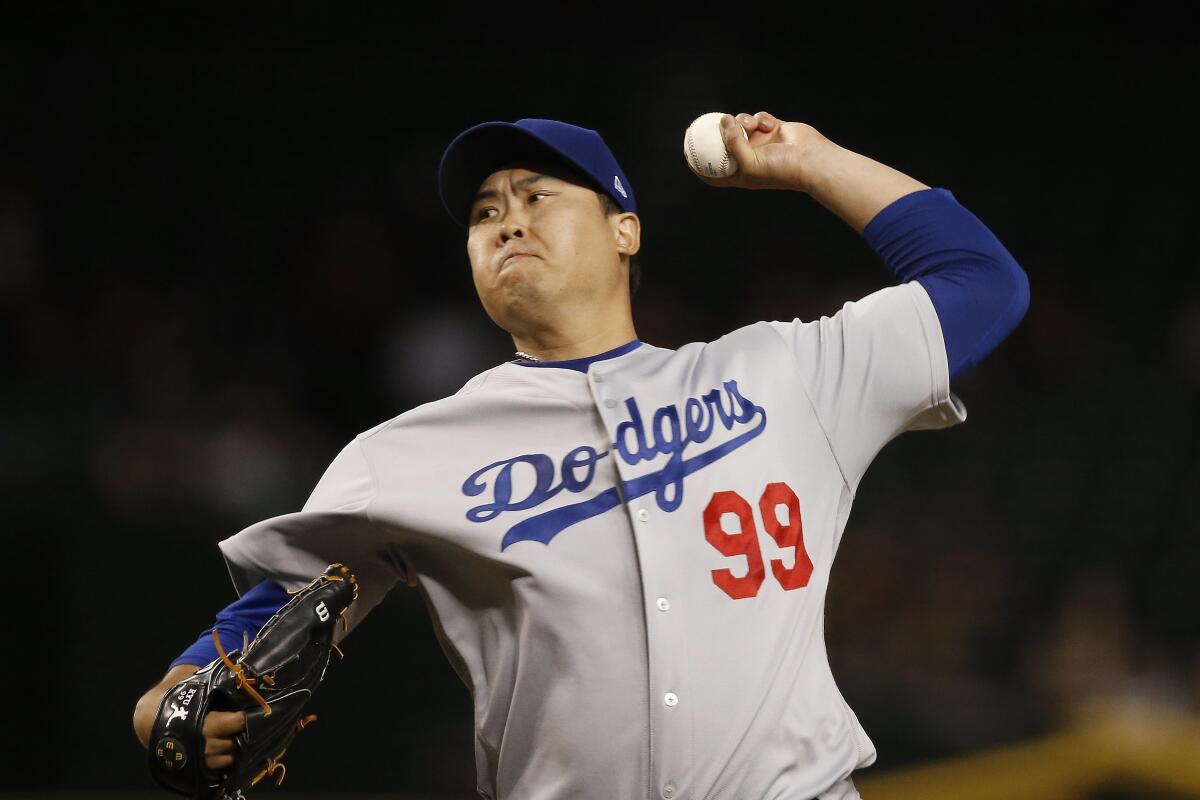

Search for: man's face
xmin=466 ymin=161 xmax=631 ymax=335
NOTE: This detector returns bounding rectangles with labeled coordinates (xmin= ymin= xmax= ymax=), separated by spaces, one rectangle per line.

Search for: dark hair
xmin=596 ymin=191 xmax=642 ymax=295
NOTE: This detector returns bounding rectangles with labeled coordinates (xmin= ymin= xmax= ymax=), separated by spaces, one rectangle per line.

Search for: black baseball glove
xmin=147 ymin=563 xmax=359 ymax=800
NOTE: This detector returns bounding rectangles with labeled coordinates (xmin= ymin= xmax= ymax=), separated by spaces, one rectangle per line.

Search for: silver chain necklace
xmin=513 ymin=350 xmax=541 ymax=362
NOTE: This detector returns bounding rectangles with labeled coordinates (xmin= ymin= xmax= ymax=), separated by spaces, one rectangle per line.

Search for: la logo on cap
xmin=613 ymin=175 xmax=628 ymax=199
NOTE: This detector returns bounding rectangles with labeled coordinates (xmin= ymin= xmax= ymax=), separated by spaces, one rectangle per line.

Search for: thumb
xmin=721 ymin=114 xmax=753 ymax=167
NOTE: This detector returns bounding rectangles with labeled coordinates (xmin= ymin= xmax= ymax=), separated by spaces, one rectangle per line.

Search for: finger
xmin=720 ymin=114 xmax=754 ymax=169
xmin=694 ymin=170 xmax=747 ymax=190
xmin=753 ymin=111 xmax=779 ymax=131
xmin=203 ymin=710 xmax=247 ymax=738
xmin=741 ymin=112 xmax=767 ymax=132
xmin=206 ymin=753 xmax=235 ymax=771
xmin=694 ymin=174 xmax=723 ymax=188
xmin=205 ymin=737 xmax=236 ymax=757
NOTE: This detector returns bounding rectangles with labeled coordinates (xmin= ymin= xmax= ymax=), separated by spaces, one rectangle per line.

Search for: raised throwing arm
xmin=700 ymin=111 xmax=1029 ymax=381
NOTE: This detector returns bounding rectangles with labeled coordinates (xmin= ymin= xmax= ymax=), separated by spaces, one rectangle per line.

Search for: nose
xmin=499 ymin=221 xmax=524 ymax=241
xmin=494 ymin=199 xmax=531 ymax=242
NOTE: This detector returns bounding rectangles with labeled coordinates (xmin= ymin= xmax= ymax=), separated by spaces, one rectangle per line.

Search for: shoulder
xmin=703 ymin=317 xmax=809 ymax=355
xmin=676 ymin=282 xmax=933 ymax=371
xmin=751 ymin=282 xmax=934 ymax=342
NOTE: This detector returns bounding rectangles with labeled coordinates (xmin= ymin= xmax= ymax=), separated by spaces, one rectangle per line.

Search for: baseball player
xmin=134 ymin=111 xmax=1029 ymax=800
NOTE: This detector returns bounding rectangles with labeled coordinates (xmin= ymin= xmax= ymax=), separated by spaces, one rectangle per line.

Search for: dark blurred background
xmin=2 ymin=3 xmax=1197 ymax=798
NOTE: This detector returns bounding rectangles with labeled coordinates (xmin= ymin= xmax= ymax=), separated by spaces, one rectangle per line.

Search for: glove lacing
xmin=212 ymin=629 xmax=273 ymax=716
xmin=209 ymin=567 xmax=358 ymax=789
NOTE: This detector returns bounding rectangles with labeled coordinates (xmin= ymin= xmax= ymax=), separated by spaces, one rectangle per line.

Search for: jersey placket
xmin=589 ymin=362 xmax=694 ymax=800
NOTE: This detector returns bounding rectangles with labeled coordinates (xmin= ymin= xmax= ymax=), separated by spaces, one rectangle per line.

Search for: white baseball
xmin=683 ymin=112 xmax=749 ymax=178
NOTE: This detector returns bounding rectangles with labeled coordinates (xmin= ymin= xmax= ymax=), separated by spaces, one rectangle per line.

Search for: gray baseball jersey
xmin=218 ymin=279 xmax=965 ymax=800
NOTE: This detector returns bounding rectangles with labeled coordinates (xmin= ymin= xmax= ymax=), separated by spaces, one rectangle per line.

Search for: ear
xmin=612 ymin=212 xmax=641 ymax=258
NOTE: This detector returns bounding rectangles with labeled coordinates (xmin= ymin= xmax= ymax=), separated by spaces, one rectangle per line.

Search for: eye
xmin=473 ymin=192 xmax=549 ymax=222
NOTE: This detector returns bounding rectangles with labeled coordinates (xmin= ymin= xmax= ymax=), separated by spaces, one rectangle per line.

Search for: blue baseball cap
xmin=437 ymin=118 xmax=637 ymax=228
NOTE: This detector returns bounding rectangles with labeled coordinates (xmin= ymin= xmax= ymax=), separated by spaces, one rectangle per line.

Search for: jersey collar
xmin=510 ymin=339 xmax=642 ymax=372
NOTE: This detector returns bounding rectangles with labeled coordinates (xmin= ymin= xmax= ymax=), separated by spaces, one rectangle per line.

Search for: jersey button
xmin=664 ymin=692 xmax=678 ymax=707
xmin=662 ymin=784 xmax=676 ymax=799
xmin=637 ymin=508 xmax=649 ymax=522
xmin=656 ymin=597 xmax=670 ymax=611
xmin=593 ymin=373 xmax=604 ymax=383
xmin=604 ymin=398 xmax=617 ymax=408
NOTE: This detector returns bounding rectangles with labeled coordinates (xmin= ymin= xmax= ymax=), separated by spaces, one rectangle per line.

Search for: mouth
xmin=499 ymin=253 xmax=536 ymax=271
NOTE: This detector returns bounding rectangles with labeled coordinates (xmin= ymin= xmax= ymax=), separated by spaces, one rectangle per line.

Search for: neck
xmin=511 ymin=322 xmax=638 ymax=362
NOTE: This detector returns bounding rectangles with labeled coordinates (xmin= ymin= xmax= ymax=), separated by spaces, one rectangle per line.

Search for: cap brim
xmin=437 ymin=122 xmax=597 ymax=228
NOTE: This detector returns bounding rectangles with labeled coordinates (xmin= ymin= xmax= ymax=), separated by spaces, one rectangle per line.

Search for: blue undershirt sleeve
xmin=168 ymin=579 xmax=291 ymax=670
xmin=861 ymin=187 xmax=1029 ymax=381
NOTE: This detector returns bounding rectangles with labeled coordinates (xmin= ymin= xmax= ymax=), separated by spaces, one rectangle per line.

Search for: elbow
xmin=1003 ymin=256 xmax=1030 ymax=330
xmin=934 ymin=252 xmax=1029 ymax=381
xmin=133 ymin=682 xmax=168 ymax=749
xmin=133 ymin=690 xmax=156 ymax=748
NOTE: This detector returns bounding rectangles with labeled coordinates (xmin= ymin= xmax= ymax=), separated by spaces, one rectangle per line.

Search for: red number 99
xmin=703 ymin=481 xmax=812 ymax=599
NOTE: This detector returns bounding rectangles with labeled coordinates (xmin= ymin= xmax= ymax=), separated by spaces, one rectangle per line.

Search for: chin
xmin=498 ymin=264 xmax=543 ymax=294
xmin=506 ymin=285 xmax=545 ymax=314
xmin=487 ymin=277 xmax=544 ymax=321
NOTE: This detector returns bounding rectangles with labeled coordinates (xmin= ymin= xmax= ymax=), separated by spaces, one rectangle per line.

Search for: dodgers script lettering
xmin=462 ymin=379 xmax=767 ymax=549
